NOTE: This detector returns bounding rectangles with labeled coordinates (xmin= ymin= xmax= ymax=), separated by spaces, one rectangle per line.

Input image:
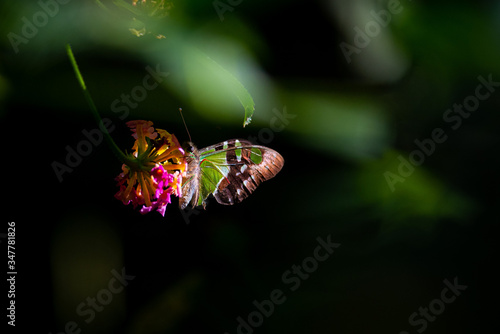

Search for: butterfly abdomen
xmin=179 ymin=143 xmax=202 ymax=209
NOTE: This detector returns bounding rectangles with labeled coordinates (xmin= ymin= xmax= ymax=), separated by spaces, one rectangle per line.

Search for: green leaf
xmin=187 ymin=48 xmax=255 ymax=127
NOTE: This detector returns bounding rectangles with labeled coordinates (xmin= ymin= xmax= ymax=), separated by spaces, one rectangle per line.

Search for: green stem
xmin=66 ymin=44 xmax=137 ymax=167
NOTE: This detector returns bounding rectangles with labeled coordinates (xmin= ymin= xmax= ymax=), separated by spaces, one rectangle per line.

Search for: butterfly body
xmin=179 ymin=139 xmax=284 ymax=209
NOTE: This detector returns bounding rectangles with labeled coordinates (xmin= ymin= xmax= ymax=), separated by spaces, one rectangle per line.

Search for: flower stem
xmin=66 ymin=44 xmax=136 ymax=167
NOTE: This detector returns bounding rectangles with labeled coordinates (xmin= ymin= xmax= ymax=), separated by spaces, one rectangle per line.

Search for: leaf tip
xmin=243 ymin=106 xmax=254 ymax=128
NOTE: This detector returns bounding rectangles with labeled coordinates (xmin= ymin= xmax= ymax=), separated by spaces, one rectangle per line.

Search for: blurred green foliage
xmin=1 ymin=0 xmax=498 ymax=333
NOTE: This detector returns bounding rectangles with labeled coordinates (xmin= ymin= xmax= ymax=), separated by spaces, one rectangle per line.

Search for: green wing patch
xmin=197 ymin=150 xmax=231 ymax=206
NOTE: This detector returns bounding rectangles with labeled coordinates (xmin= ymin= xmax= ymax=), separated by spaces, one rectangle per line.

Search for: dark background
xmin=1 ymin=0 xmax=499 ymax=333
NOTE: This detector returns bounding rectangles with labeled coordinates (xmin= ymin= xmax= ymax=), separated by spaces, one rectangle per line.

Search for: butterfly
xmin=179 ymin=139 xmax=284 ymax=209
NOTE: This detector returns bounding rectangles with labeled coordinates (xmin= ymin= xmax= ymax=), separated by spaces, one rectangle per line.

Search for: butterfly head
xmin=182 ymin=141 xmax=198 ymax=159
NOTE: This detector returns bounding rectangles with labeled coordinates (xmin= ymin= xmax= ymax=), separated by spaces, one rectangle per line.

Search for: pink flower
xmin=114 ymin=120 xmax=187 ymax=216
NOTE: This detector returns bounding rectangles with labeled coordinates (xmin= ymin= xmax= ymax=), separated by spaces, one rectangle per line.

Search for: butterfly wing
xmin=198 ymin=139 xmax=284 ymax=206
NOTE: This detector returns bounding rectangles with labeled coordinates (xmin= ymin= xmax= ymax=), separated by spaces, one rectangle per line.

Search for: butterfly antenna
xmin=179 ymin=108 xmax=192 ymax=142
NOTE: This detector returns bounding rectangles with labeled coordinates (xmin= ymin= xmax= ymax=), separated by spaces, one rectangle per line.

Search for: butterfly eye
xmin=188 ymin=142 xmax=197 ymax=153
xmin=182 ymin=142 xmax=198 ymax=159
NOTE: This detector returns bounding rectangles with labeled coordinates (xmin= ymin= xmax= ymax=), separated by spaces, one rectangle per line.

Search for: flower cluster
xmin=129 ymin=0 xmax=173 ymax=39
xmin=115 ymin=120 xmax=186 ymax=216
